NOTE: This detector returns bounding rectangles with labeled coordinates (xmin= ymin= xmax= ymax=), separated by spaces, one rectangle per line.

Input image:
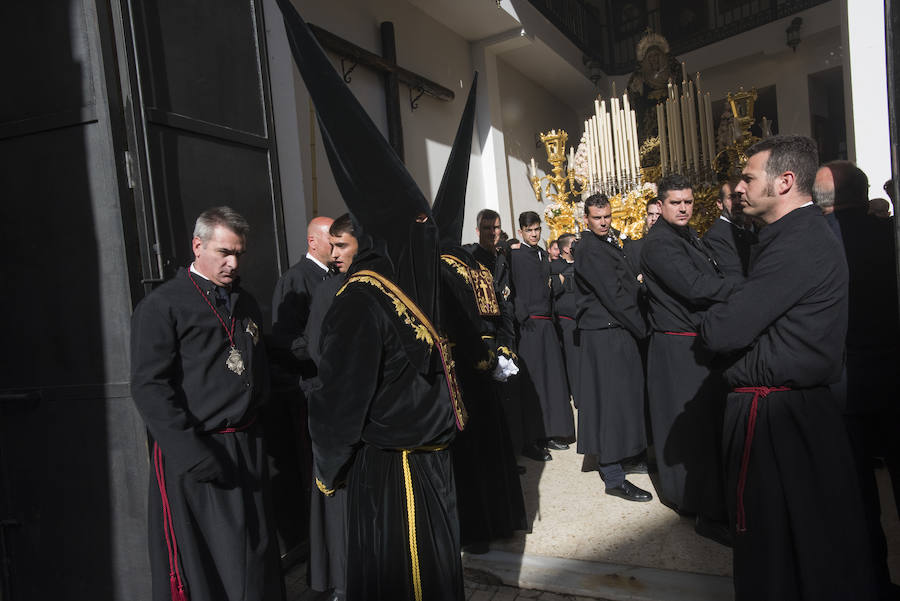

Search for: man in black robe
xmin=131 ymin=206 xmax=284 ymax=601
xmin=551 ymin=233 xmax=579 ymax=405
xmin=267 ymin=215 xmax=333 ymax=567
xmin=702 ymin=181 xmax=756 ymax=277
xmin=310 ymin=236 xmax=466 ymax=601
xmin=623 ymin=198 xmax=661 ymax=276
xmin=465 ymin=209 xmax=529 ymax=457
xmin=303 ymin=214 xmax=357 ymax=601
xmin=509 ymin=211 xmax=575 ymax=460
xmin=641 ymin=173 xmax=739 ymax=541
xmin=574 ymin=194 xmax=652 ymax=502
xmin=814 ymin=160 xmax=900 ymax=599
xmin=700 ymin=135 xmax=878 ymax=600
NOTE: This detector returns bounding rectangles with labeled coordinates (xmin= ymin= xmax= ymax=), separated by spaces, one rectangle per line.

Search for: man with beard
xmin=703 ymin=181 xmax=756 ymax=277
xmin=574 ymin=194 xmax=652 ymax=502
xmin=701 ymin=135 xmax=877 ymax=600
xmin=509 ymin=211 xmax=575 ymax=461
xmin=641 ymin=174 xmax=739 ymax=542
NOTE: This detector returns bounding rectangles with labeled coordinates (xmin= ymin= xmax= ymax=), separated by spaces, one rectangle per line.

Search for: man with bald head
xmin=271 ymin=215 xmax=335 ymax=367
xmin=813 ymin=160 xmax=900 ymax=599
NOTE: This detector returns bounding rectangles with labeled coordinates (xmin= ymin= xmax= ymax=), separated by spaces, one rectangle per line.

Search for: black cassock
xmin=301 ymin=274 xmax=348 ymax=595
xmin=701 ymin=205 xmax=877 ymax=601
xmin=309 ymin=260 xmax=464 ymax=601
xmin=551 ymin=258 xmax=580 ymax=404
xmin=509 ymin=244 xmax=574 ymax=442
xmin=574 ymin=230 xmax=647 ymax=464
xmin=641 ymin=218 xmax=739 ymax=516
xmin=131 ymin=267 xmax=283 ymax=601
xmin=440 ymin=247 xmax=526 ymax=547
xmin=270 ymin=255 xmax=329 ymax=379
xmin=702 ymin=217 xmax=755 ymax=278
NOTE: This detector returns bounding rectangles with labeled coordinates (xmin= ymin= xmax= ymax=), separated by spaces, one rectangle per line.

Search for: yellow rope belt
xmin=400 ymin=445 xmax=447 ymax=601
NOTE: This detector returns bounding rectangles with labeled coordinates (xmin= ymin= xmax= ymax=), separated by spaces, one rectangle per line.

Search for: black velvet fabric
xmin=440 ymin=247 xmax=526 ymax=546
xmin=432 ymin=75 xmax=478 ymax=247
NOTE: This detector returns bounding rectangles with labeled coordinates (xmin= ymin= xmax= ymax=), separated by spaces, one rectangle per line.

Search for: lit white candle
xmin=630 ymin=109 xmax=640 ymax=178
xmin=591 ymin=116 xmax=603 ymax=183
xmin=568 ymin=146 xmax=575 ymax=171
xmin=658 ymin=103 xmax=669 ymax=174
xmin=697 ymin=85 xmax=708 ymax=169
xmin=530 ymin=157 xmax=537 ymax=178
xmin=584 ymin=120 xmax=594 ymax=185
xmin=705 ymin=93 xmax=715 ymax=167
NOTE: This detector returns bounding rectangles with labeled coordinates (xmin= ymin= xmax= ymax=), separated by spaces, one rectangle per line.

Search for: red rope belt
xmin=153 ymin=443 xmax=189 ymax=601
xmin=662 ymin=331 xmax=697 ymax=336
xmin=216 ymin=414 xmax=257 ymax=434
xmin=558 ymin=315 xmax=574 ymax=321
xmin=528 ymin=314 xmax=552 ymax=320
xmin=732 ymin=386 xmax=791 ymax=533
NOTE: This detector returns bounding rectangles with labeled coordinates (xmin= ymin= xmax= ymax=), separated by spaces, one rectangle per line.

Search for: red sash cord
xmin=558 ymin=315 xmax=574 ymax=321
xmin=662 ymin=331 xmax=697 ymax=336
xmin=528 ymin=315 xmax=552 ymax=320
xmin=732 ymin=386 xmax=791 ymax=533
xmin=216 ymin=414 xmax=257 ymax=434
xmin=153 ymin=443 xmax=189 ymax=601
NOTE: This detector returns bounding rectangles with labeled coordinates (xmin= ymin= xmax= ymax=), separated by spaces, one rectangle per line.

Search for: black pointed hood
xmin=432 ymin=73 xmax=478 ymax=246
xmin=276 ymin=0 xmax=441 ymax=320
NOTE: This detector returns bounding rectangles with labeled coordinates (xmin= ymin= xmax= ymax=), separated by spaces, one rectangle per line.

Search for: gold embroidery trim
xmin=315 ymin=477 xmax=335 ymax=496
xmin=338 ymin=270 xmax=468 ymax=430
xmin=441 ymin=254 xmax=500 ymax=317
xmin=441 ymin=254 xmax=471 ymax=285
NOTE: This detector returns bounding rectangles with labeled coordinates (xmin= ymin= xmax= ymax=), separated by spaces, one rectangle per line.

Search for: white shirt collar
xmin=189 ymin=263 xmax=211 ymax=281
xmin=306 ymin=252 xmax=329 ymax=272
xmin=718 ymin=214 xmax=733 ymax=224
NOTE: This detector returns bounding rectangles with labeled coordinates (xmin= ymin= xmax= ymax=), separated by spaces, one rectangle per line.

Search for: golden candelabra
xmin=530 ymin=130 xmax=582 ymax=205
xmin=713 ymin=87 xmax=760 ymax=183
xmin=530 ymin=130 xmax=586 ymax=242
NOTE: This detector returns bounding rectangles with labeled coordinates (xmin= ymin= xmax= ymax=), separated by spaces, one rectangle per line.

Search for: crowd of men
xmin=129 ymin=78 xmax=899 ymax=601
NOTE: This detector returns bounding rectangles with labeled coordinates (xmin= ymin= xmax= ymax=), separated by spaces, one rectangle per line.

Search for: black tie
xmin=216 ymin=286 xmax=232 ymax=314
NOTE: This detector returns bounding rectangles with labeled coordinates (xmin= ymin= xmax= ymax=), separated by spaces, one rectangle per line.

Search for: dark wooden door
xmin=123 ymin=0 xmax=288 ymax=319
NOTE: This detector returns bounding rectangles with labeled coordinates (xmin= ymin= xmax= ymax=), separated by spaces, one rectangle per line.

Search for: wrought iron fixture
xmin=786 ymin=17 xmax=803 ymax=53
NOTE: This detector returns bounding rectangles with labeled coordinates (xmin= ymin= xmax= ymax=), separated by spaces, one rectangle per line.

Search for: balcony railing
xmin=528 ymin=0 xmax=832 ymax=76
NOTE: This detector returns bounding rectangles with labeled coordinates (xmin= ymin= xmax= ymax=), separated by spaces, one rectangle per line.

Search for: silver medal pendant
xmin=226 ymin=346 xmax=245 ymax=375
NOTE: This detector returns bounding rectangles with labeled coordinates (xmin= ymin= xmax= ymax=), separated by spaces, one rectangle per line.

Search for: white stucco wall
xmin=267 ymin=0 xmax=481 ymax=263
xmin=495 ymin=57 xmax=581 ymax=246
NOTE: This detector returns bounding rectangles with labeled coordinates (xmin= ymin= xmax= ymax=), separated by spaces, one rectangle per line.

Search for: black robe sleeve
xmin=641 ymin=233 xmax=739 ymax=309
xmin=130 ymin=295 xmax=217 ymax=475
xmin=578 ymin=242 xmax=647 ymax=340
xmin=308 ymin=289 xmax=383 ymax=490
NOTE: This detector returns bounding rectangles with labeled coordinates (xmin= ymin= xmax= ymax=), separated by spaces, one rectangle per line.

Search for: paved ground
xmin=285 ymin=413 xmax=900 ymax=600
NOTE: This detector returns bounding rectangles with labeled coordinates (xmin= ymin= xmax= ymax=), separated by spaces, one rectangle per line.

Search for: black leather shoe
xmin=622 ymin=460 xmax=648 ymax=475
xmin=605 ymin=480 xmax=653 ymax=502
xmin=695 ymin=515 xmax=733 ymax=547
xmin=522 ymin=443 xmax=552 ymax=462
xmin=546 ymin=439 xmax=569 ymax=451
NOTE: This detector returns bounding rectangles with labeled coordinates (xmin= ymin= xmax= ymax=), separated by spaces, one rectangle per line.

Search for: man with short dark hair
xmin=703 ymin=181 xmax=755 ymax=277
xmin=574 ymin=194 xmax=652 ymax=502
xmin=509 ymin=211 xmax=575 ymax=461
xmin=641 ymin=174 xmax=738 ymax=541
xmin=131 ymin=206 xmax=284 ymax=601
xmin=303 ymin=213 xmax=358 ymax=601
xmin=701 ymin=135 xmax=877 ymax=600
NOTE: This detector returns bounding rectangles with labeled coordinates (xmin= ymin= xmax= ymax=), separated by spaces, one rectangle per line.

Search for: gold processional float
xmin=529 ymin=33 xmax=769 ymax=242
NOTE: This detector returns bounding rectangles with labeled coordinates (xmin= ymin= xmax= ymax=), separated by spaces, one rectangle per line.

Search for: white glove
xmin=503 ymin=357 xmax=520 ymax=378
xmin=491 ymin=359 xmax=508 ymax=382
